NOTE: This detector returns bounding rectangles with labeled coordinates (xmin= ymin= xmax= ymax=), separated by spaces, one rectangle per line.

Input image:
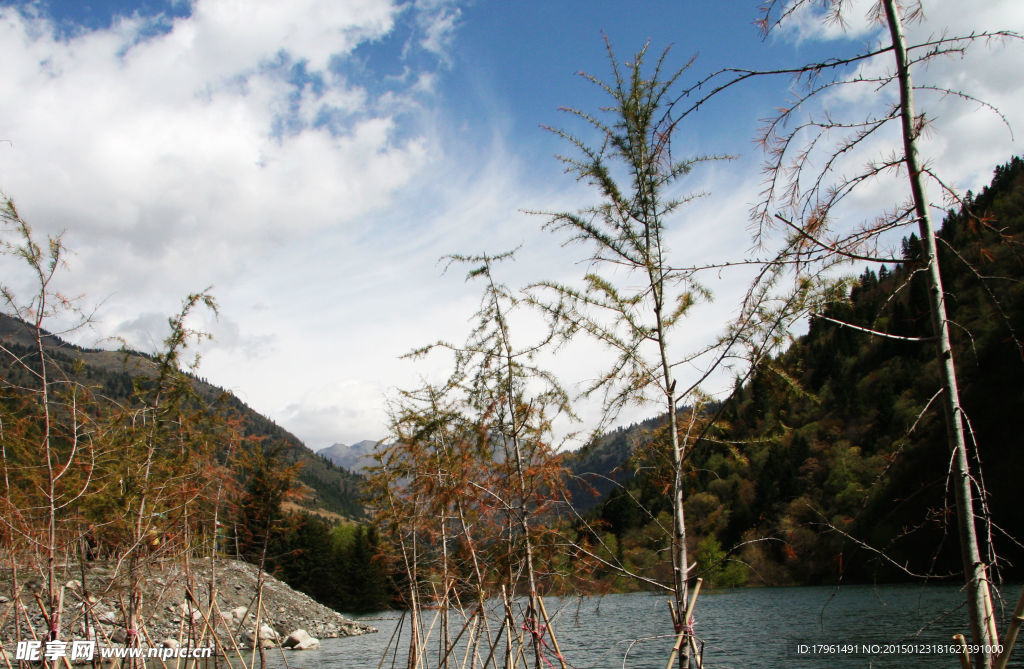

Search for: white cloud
xmin=408 ymin=0 xmax=461 ymax=64
xmin=0 ymin=2 xmax=440 ymax=289
xmin=2 ymin=0 xmax=1020 ymax=452
xmin=171 ymin=0 xmax=397 ymax=74
xmin=772 ymin=0 xmax=882 ymax=44
xmin=0 ymin=0 xmax=468 ymax=445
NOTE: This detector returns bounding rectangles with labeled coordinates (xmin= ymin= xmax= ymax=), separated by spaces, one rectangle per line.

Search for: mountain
xmin=561 ymin=413 xmax=666 ymax=512
xmin=0 ymin=313 xmax=365 ymax=520
xmin=318 ymin=440 xmax=379 ymax=473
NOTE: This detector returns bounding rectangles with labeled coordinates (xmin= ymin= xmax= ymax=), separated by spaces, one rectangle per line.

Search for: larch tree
xmin=371 ymin=250 xmax=575 ymax=669
xmin=528 ymin=42 xmax=728 ymax=667
xmin=0 ymin=196 xmax=103 ymax=659
xmin=1 ymin=195 xmax=234 ymax=660
xmin=669 ymin=2 xmax=1021 ymax=666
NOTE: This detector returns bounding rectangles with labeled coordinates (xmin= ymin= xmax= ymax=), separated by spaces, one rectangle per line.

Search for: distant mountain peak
xmin=318 ymin=439 xmax=379 ymax=472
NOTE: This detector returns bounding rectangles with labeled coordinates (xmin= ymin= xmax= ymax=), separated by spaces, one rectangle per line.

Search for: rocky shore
xmin=1 ymin=558 xmax=375 ymax=656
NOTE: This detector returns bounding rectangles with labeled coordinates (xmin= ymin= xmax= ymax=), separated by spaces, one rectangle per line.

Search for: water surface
xmin=254 ymin=584 xmax=1022 ymax=668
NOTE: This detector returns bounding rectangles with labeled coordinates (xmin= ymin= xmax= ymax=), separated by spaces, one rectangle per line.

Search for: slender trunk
xmin=408 ymin=523 xmax=421 ymax=669
xmin=508 ymin=427 xmax=541 ymax=669
xmin=126 ymin=374 xmax=168 ymax=663
xmin=2 ymin=428 xmax=27 ymax=651
xmin=128 ymin=410 xmax=160 ymax=664
xmin=210 ymin=483 xmax=223 ymax=669
xmin=251 ymin=517 xmax=274 ymax=669
xmin=438 ymin=482 xmax=451 ymax=669
xmin=660 ymin=326 xmax=690 ymax=668
xmin=452 ymin=478 xmax=494 ymax=659
xmin=492 ymin=277 xmax=543 ymax=669
xmin=665 ymin=373 xmax=689 ymax=668
xmin=34 ymin=309 xmax=61 ymax=647
xmin=502 ymin=585 xmax=514 ymax=669
xmin=454 ymin=494 xmax=493 ymax=654
xmin=883 ymin=2 xmax=998 ymax=666
xmin=645 ymin=194 xmax=689 ymax=666
xmin=383 ymin=478 xmax=420 ymax=669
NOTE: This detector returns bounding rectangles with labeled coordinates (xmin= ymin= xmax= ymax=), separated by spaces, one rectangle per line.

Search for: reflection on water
xmin=248 ymin=583 xmax=1023 ymax=668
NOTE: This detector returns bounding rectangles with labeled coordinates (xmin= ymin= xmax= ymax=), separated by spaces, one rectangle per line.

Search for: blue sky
xmin=1 ymin=0 xmax=1022 ymax=450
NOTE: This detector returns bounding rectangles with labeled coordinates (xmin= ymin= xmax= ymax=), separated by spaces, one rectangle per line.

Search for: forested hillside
xmin=0 ymin=313 xmax=364 ymax=519
xmin=587 ymin=156 xmax=1024 ymax=587
xmin=0 ymin=294 xmax=388 ymax=613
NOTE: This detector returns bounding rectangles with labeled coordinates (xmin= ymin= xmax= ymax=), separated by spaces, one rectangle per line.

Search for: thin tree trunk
xmin=455 ymin=493 xmax=494 ymax=658
xmin=492 ymin=281 xmax=543 ymax=669
xmin=33 ymin=308 xmax=61 ymax=648
xmin=439 ymin=496 xmax=451 ymax=669
xmin=646 ymin=191 xmax=689 ymax=666
xmin=882 ymin=2 xmax=998 ymax=666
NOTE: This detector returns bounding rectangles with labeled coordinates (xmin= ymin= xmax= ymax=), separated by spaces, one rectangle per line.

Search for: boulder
xmin=282 ymin=629 xmax=319 ymax=650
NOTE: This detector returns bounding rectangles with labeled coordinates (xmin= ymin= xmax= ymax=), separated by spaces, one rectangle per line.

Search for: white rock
xmin=231 ymin=606 xmax=248 ymax=621
xmin=282 ymin=629 xmax=319 ymax=650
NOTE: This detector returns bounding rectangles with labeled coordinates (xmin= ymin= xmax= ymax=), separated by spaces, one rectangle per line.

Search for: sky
xmin=0 ymin=0 xmax=1022 ymax=451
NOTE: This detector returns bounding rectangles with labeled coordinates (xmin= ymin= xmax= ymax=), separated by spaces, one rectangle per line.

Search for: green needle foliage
xmin=528 ymin=41 xmax=730 ymax=658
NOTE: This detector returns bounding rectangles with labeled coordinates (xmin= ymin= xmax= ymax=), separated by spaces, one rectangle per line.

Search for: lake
xmin=255 ymin=583 xmax=1022 ymax=668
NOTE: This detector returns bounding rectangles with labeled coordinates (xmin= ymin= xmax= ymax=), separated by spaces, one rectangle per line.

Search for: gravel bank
xmin=0 ymin=557 xmax=376 ymax=653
